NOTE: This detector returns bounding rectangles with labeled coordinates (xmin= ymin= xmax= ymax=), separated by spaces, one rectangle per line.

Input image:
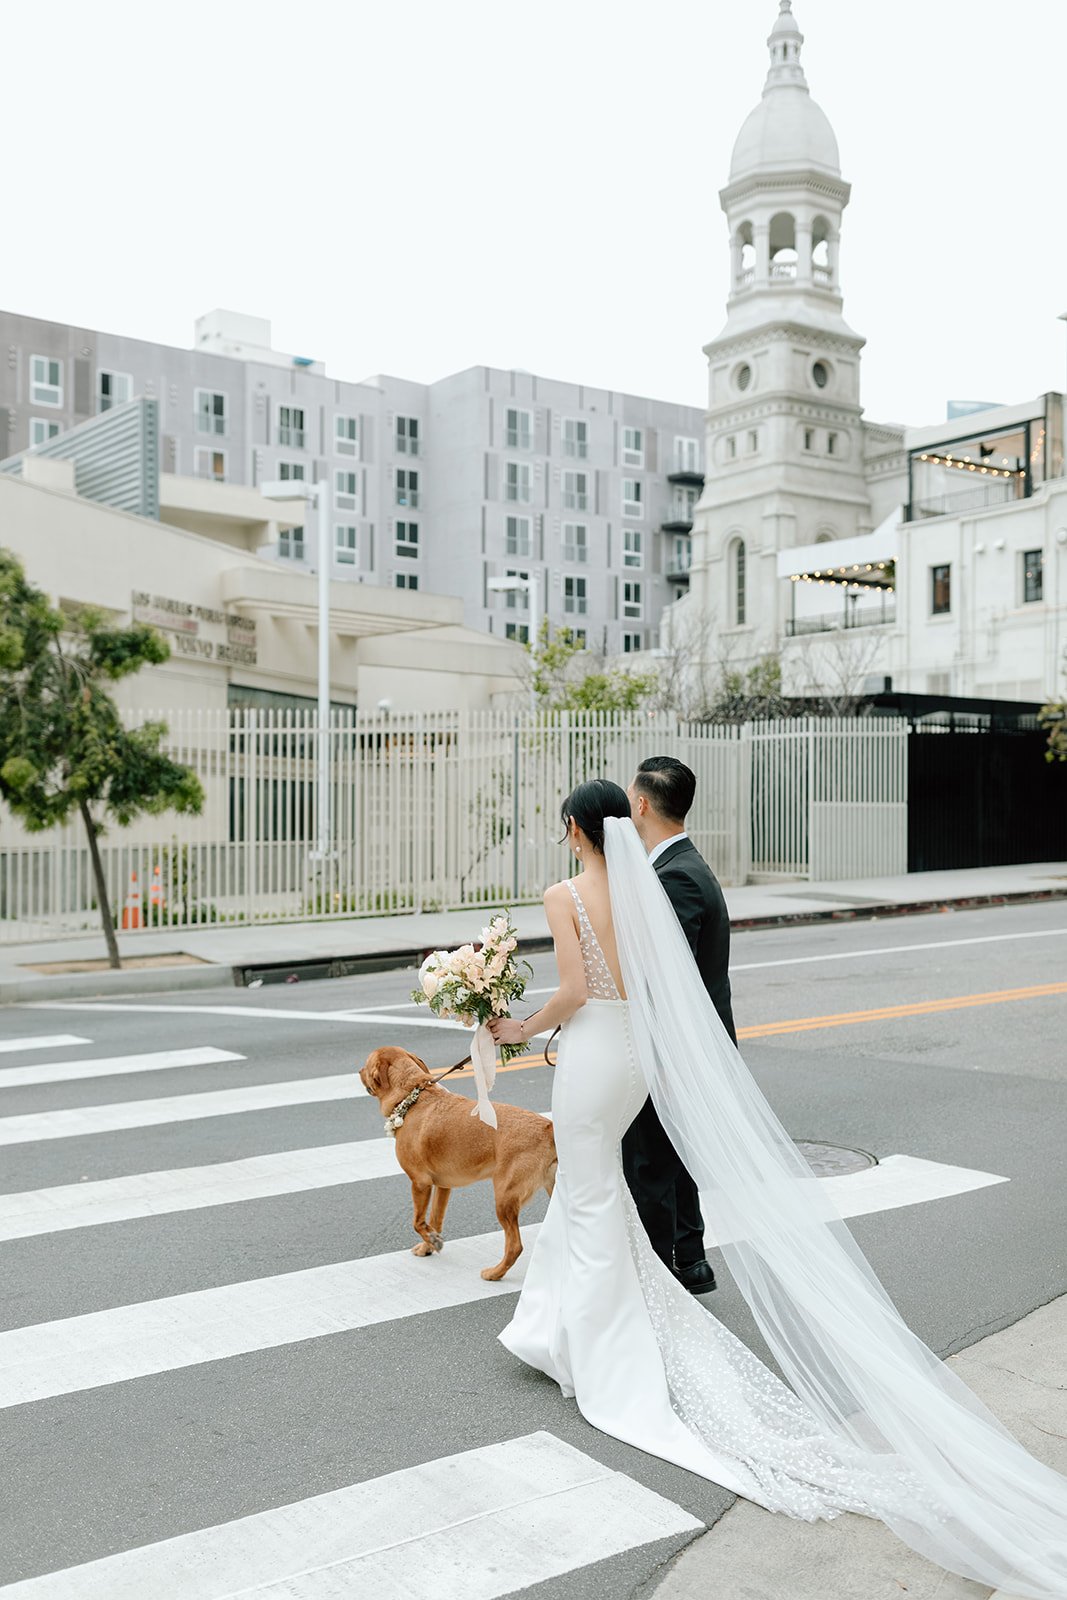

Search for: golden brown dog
xmin=360 ymin=1045 xmax=557 ymax=1281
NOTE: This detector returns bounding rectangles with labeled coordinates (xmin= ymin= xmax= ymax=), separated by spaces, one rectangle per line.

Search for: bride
xmin=487 ymin=779 xmax=1067 ymax=1598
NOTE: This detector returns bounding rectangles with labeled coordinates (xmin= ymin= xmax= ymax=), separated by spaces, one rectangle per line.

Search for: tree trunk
xmin=78 ymin=799 xmax=121 ymax=970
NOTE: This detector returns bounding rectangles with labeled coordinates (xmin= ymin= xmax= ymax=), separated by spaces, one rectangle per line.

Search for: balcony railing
xmin=786 ymin=604 xmax=895 ymax=637
xmin=907 ymin=481 xmax=1020 ymax=521
xmin=813 ymin=265 xmax=833 ymax=285
xmin=736 ymin=267 xmax=755 ymax=287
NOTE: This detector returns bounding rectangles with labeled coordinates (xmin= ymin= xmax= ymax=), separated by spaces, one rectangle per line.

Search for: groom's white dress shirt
xmin=648 ymin=830 xmax=689 ymax=867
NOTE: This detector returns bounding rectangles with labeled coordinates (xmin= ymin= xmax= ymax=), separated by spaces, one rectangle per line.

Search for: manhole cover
xmin=795 ymin=1141 xmax=877 ymax=1178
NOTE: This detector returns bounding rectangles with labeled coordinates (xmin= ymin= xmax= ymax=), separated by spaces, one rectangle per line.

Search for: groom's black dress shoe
xmin=673 ymin=1258 xmax=717 ymax=1294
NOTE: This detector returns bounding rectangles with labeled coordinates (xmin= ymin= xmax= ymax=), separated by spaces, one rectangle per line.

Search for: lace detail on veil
xmin=619 ymin=1173 xmax=927 ymax=1524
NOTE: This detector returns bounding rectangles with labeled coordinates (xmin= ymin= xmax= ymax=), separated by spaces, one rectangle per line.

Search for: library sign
xmin=131 ymin=592 xmax=257 ymax=666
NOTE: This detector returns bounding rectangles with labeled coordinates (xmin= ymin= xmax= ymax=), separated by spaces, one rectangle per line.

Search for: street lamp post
xmin=488 ymin=569 xmax=542 ymax=710
xmin=261 ymin=476 xmax=333 ymax=858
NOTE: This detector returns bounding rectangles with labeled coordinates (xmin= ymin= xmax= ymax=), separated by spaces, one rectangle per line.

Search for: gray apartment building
xmin=0 ymin=307 xmax=704 ymax=653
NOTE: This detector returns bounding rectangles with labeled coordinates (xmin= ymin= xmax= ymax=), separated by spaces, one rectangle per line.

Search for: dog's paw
xmin=411 ymin=1241 xmax=435 ymax=1257
xmin=428 ymin=1231 xmax=444 ymax=1253
xmin=480 ymin=1264 xmax=507 ymax=1281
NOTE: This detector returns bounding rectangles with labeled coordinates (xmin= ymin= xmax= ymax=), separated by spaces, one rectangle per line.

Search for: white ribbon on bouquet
xmin=469 ymin=1023 xmax=499 ymax=1129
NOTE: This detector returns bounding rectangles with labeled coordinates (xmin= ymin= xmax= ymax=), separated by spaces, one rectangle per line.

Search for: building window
xmin=671 ymin=485 xmax=698 ymax=523
xmin=98 ymin=371 xmax=132 ymax=412
xmin=622 ymin=478 xmax=643 ymax=517
xmin=803 ymin=428 xmax=814 ymax=451
xmin=931 ymin=563 xmax=951 ymax=616
xmin=396 ymin=520 xmax=419 ymax=558
xmin=562 ymin=470 xmax=587 ymax=511
xmin=674 ymin=436 xmax=700 ymax=473
xmin=812 ymin=360 xmax=830 ymax=389
xmin=335 ymin=415 xmax=358 ymax=456
xmin=30 ymin=355 xmax=63 ymax=407
xmin=278 ymin=406 xmax=305 ymax=448
xmin=395 ymin=572 xmax=419 ymax=590
xmin=279 ymin=525 xmax=305 ymax=561
xmin=570 ymin=628 xmax=587 ymax=647
xmin=196 ymin=389 xmax=226 ymax=435
xmin=622 ymin=580 xmax=642 ymax=619
xmin=563 ymin=522 xmax=587 ymax=563
xmin=501 ymin=567 xmax=529 ymax=609
xmin=622 ymin=631 xmax=643 ymax=653
xmin=505 ymin=407 xmax=532 ymax=449
xmin=1023 ymin=549 xmax=1044 ymax=603
xmin=725 ymin=436 xmax=737 ymax=460
xmin=564 ymin=575 xmax=587 ymax=615
xmin=30 ymin=418 xmax=61 ymax=446
xmin=335 ymin=524 xmax=357 ymax=565
xmin=622 ymin=426 xmax=643 ymax=467
xmin=195 ymin=447 xmax=226 ymax=481
xmin=505 ymin=622 xmax=530 ymax=644
xmin=505 ymin=461 xmax=532 ymax=503
xmin=395 ymin=468 xmax=419 ymax=508
xmin=278 ymin=461 xmax=305 ymax=482
xmin=505 ymin=514 xmax=531 ymax=557
xmin=563 ymin=417 xmax=588 ymax=458
xmin=827 ymin=431 xmax=838 ymax=456
xmin=747 ymin=430 xmax=758 ymax=453
xmin=671 ymin=534 xmax=692 ymax=572
xmin=336 ymin=469 xmax=358 ymax=509
xmin=623 ymin=528 xmax=643 ymax=568
xmin=396 ymin=416 xmax=419 ymax=455
xmin=733 ymin=539 xmax=746 ymax=625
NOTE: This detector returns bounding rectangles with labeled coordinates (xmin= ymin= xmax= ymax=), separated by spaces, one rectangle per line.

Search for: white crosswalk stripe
xmin=0 ymin=1071 xmax=367 ymax=1145
xmin=0 ymin=1024 xmax=1014 ymax=1596
xmin=0 ymin=1045 xmax=244 ymax=1090
xmin=0 ymin=1432 xmax=701 ymax=1598
xmin=0 ymin=1034 xmax=90 ymax=1056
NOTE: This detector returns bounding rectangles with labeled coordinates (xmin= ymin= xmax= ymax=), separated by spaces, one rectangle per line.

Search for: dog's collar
xmin=383 ymin=1081 xmax=428 ymax=1137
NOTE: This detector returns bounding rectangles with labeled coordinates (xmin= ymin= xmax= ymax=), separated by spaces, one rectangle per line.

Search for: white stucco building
xmin=674 ymin=1 xmax=1066 ymax=706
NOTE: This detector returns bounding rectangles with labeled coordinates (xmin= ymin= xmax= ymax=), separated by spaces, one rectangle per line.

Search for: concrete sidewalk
xmin=653 ymin=1291 xmax=1067 ymax=1600
xmin=1 ymin=860 xmax=1065 ymax=1004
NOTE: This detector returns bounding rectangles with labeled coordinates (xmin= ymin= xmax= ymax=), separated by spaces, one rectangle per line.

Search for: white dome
xmin=729 ymin=3 xmax=840 ymax=181
xmin=730 ymin=87 xmax=840 ymax=180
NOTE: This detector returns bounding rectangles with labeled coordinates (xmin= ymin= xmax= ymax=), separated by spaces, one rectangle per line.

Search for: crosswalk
xmin=0 ymin=1022 xmax=1011 ymax=1597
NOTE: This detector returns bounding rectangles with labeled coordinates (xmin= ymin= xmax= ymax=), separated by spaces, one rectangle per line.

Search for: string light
xmin=917 ymin=450 xmax=1024 ymax=479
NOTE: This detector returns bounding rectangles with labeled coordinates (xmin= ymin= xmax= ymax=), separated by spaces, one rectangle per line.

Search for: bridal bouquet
xmin=412 ymin=913 xmax=532 ymax=1062
xmin=412 ymin=915 xmax=532 ymax=1130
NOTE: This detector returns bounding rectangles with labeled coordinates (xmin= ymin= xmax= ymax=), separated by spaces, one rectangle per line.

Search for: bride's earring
xmin=574 ymin=842 xmax=582 ymax=856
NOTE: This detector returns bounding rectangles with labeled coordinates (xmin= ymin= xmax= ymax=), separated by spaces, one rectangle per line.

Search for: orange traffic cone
xmin=149 ymin=865 xmax=165 ymax=910
xmin=120 ymin=872 xmax=142 ymax=930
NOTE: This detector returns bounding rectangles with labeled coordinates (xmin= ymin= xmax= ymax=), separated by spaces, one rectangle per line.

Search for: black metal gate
xmin=907 ymin=729 xmax=1067 ymax=872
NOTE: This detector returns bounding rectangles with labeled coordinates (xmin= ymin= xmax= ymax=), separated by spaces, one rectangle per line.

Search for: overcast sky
xmin=5 ymin=0 xmax=1064 ymax=428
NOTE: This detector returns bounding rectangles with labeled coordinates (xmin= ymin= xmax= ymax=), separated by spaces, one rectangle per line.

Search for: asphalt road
xmin=1 ymin=899 xmax=1065 ymax=1598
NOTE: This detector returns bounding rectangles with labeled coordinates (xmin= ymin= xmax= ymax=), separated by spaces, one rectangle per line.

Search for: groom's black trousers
xmin=622 ymin=1099 xmax=706 ymax=1268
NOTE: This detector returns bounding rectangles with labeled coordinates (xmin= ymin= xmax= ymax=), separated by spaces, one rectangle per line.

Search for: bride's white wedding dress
xmin=499 ymin=821 xmax=1067 ymax=1598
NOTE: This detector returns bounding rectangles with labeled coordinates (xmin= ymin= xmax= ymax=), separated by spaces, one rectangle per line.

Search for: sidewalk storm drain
xmin=795 ymin=1141 xmax=877 ymax=1178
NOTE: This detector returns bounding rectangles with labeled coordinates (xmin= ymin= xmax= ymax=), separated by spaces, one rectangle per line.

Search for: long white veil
xmin=603 ymin=816 xmax=1067 ymax=1598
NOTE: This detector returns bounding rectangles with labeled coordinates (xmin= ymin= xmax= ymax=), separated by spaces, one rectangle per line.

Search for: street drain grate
xmin=795 ymin=1141 xmax=877 ymax=1178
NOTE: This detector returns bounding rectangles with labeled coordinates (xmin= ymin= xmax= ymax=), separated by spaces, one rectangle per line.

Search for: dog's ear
xmin=360 ymin=1053 xmax=384 ymax=1094
xmin=409 ymin=1053 xmax=430 ymax=1078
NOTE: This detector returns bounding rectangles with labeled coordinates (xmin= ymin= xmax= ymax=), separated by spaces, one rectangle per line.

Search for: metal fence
xmin=0 ymin=710 xmax=908 ymax=943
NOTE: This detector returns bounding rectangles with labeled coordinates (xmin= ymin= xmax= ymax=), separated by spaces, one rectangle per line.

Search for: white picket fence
xmin=0 ymin=711 xmax=907 ymax=944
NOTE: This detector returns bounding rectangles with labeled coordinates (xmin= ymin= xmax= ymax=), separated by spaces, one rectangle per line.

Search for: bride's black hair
xmin=560 ymin=779 xmax=631 ymax=854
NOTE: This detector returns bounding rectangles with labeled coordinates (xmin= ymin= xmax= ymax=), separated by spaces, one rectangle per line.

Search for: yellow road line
xmin=737 ymin=981 xmax=1067 ymax=1040
xmin=441 ymin=982 xmax=1067 ymax=1077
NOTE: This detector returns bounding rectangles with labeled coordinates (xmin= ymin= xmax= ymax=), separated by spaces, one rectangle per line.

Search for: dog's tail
xmin=543 ymin=1153 xmax=559 ymax=1199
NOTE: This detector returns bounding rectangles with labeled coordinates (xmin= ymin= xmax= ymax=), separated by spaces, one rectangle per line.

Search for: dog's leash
xmin=430 ymin=1025 xmax=560 ymax=1085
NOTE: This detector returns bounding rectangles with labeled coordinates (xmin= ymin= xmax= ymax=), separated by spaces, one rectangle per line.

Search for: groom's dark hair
xmin=633 ymin=756 xmax=696 ymax=825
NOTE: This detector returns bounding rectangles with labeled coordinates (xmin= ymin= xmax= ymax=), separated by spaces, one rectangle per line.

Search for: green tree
xmin=1038 ymin=700 xmax=1066 ymax=763
xmin=0 ymin=551 xmax=204 ymax=968
xmin=527 ymin=621 xmax=657 ymax=713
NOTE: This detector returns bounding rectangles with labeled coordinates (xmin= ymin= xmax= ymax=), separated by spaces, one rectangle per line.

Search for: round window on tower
xmin=735 ymin=363 xmax=752 ymax=392
xmin=812 ymin=360 xmax=830 ymax=390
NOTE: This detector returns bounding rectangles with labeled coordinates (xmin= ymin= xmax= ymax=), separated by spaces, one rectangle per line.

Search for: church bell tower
xmin=683 ymin=1 xmax=872 ymax=660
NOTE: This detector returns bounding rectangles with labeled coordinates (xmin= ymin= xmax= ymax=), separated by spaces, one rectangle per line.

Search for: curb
xmin=1 ymin=963 xmax=233 ymax=1006
xmin=726 ymin=884 xmax=1067 ymax=933
xmin=3 ymin=885 xmax=1064 ymax=1005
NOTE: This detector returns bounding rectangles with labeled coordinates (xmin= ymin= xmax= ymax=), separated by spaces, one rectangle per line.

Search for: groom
xmin=623 ymin=755 xmax=737 ymax=1295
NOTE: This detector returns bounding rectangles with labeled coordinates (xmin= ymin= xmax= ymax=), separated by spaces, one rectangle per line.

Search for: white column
xmin=795 ymin=220 xmax=813 ymax=284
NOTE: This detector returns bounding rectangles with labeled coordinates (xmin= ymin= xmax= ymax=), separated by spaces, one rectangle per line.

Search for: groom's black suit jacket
xmin=653 ymin=837 xmax=737 ymax=1046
